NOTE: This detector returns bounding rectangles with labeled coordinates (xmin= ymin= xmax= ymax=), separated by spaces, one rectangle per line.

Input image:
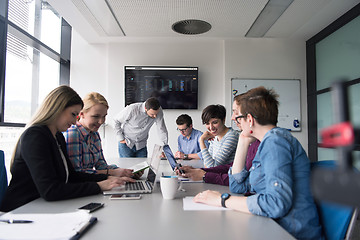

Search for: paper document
xmin=183 ymin=196 xmax=231 ymax=211
xmin=129 ymin=161 xmax=150 ymax=173
xmin=0 ymin=210 xmax=93 ymax=240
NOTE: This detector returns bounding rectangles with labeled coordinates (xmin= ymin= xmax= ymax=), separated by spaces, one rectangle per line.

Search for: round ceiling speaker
xmin=172 ymin=19 xmax=211 ymax=35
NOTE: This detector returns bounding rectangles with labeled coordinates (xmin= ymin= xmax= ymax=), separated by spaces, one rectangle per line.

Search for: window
xmin=5 ymin=33 xmax=60 ymax=123
xmin=0 ymin=0 xmax=71 ymax=181
xmin=306 ymin=3 xmax=360 ymax=167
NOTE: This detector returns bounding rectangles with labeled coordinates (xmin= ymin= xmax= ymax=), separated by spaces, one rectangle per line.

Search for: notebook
xmin=128 ymin=158 xmax=151 ymax=173
xmin=103 ymin=144 xmax=163 ymax=195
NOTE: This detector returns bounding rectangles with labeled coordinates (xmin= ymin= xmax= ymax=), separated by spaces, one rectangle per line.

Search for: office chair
xmin=311 ymin=160 xmax=358 ymax=240
xmin=0 ymin=150 xmax=8 ymax=206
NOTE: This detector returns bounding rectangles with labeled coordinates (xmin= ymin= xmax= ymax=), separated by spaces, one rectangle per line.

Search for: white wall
xmin=224 ymin=39 xmax=308 ymax=150
xmin=70 ymin=32 xmax=108 ymax=97
xmin=70 ymin=31 xmax=308 ymax=161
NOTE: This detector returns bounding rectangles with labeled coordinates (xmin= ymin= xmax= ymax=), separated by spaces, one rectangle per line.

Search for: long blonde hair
xmin=81 ymin=92 xmax=109 ymax=115
xmin=11 ymin=85 xmax=83 ymax=165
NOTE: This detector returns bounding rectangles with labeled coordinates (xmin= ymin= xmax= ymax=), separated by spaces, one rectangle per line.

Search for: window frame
xmin=0 ymin=0 xmax=71 ymax=127
xmin=306 ymin=3 xmax=360 ymax=161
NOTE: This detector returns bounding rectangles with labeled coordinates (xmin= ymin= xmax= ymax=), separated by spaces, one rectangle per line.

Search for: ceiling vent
xmin=172 ymin=19 xmax=211 ymax=35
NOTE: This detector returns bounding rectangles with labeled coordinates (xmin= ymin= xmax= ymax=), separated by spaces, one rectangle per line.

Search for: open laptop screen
xmin=163 ymin=145 xmax=177 ymax=170
xmin=146 ymin=168 xmax=156 ymax=185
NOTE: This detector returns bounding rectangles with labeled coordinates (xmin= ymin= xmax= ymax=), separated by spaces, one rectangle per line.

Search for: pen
xmin=70 ymin=217 xmax=97 ymax=240
xmin=0 ymin=219 xmax=33 ymax=224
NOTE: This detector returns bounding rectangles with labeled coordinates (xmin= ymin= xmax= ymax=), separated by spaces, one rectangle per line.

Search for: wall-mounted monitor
xmin=124 ymin=66 xmax=198 ymax=109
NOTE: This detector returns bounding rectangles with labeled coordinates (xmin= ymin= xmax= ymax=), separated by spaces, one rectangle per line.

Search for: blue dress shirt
xmin=177 ymin=128 xmax=205 ymax=159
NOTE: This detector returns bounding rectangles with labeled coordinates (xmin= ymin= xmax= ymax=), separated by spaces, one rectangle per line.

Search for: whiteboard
xmin=231 ymin=79 xmax=301 ymax=131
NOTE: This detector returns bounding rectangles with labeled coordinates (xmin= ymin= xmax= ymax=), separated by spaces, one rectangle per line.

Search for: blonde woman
xmin=0 ymin=86 xmax=134 ymax=212
xmin=64 ymin=92 xmax=133 ymax=177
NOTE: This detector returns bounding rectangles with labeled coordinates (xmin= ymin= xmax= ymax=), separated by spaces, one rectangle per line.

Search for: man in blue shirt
xmin=175 ymin=114 xmax=207 ymax=160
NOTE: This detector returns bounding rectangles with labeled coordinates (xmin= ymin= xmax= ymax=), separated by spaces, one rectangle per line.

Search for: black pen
xmin=0 ymin=219 xmax=33 ymax=224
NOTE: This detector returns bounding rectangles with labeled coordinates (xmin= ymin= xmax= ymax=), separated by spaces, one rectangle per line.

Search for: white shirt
xmin=114 ymin=102 xmax=168 ymax=150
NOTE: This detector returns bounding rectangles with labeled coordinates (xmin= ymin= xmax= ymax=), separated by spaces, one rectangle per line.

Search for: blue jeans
xmin=118 ymin=142 xmax=147 ymax=158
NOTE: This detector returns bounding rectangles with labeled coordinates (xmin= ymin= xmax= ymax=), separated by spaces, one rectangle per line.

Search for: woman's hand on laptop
xmin=97 ymin=176 xmax=136 ymax=191
xmin=133 ymin=170 xmax=144 ymax=179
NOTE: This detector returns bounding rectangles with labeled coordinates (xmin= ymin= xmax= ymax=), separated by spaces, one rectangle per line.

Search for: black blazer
xmin=0 ymin=125 xmax=107 ymax=212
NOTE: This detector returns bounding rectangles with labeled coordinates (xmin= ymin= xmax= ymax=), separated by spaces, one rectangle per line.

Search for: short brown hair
xmin=233 ymin=93 xmax=245 ymax=106
xmin=201 ymin=104 xmax=226 ymax=124
xmin=145 ymin=97 xmax=160 ymax=110
xmin=176 ymin=114 xmax=192 ymax=126
xmin=239 ymin=86 xmax=279 ymax=126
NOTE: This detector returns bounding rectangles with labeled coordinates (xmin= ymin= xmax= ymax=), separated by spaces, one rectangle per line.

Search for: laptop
xmin=103 ymin=144 xmax=163 ymax=195
xmin=128 ymin=144 xmax=163 ymax=174
xmin=162 ymin=144 xmax=182 ymax=171
xmin=162 ymin=144 xmax=191 ymax=181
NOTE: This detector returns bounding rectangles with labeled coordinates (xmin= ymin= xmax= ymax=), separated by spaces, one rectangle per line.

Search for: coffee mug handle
xmin=177 ymin=180 xmax=184 ymax=192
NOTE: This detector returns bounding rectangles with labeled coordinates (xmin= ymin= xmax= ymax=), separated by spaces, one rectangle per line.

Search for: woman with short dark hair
xmin=199 ymin=104 xmax=239 ymax=168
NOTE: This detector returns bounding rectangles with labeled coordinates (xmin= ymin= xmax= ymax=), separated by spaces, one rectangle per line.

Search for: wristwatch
xmin=184 ymin=154 xmax=188 ymax=160
xmin=221 ymin=193 xmax=231 ymax=208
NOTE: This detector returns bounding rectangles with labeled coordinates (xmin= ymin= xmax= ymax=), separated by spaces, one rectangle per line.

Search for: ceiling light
xmin=246 ymin=0 xmax=294 ymax=37
xmin=82 ymin=0 xmax=125 ymax=36
xmin=172 ymin=19 xmax=211 ymax=35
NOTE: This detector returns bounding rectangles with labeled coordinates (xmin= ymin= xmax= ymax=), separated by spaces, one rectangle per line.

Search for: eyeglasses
xmin=235 ymin=115 xmax=247 ymax=124
xmin=177 ymin=126 xmax=189 ymax=133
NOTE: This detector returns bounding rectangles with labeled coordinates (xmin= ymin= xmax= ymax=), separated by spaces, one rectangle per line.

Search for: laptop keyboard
xmin=125 ymin=181 xmax=145 ymax=191
xmin=146 ymin=181 xmax=153 ymax=190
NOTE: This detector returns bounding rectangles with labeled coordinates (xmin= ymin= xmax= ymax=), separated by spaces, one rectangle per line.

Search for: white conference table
xmin=12 ymin=158 xmax=295 ymax=240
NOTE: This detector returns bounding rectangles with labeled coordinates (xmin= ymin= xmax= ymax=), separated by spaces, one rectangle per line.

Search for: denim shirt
xmin=229 ymin=127 xmax=323 ymax=240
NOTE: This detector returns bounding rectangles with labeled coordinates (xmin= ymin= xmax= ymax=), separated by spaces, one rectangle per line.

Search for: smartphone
xmin=78 ymin=202 xmax=104 ymax=212
xmin=176 ymin=163 xmax=185 ymax=174
xmin=110 ymin=194 xmax=142 ymax=200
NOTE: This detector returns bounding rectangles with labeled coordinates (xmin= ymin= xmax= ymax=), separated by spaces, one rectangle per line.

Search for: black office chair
xmin=311 ymin=160 xmax=358 ymax=240
xmin=0 ymin=150 xmax=8 ymax=207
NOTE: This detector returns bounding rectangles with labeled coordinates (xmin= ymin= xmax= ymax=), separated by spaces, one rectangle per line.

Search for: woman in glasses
xmin=199 ymin=104 xmax=239 ymax=167
xmin=194 ymin=87 xmax=322 ymax=240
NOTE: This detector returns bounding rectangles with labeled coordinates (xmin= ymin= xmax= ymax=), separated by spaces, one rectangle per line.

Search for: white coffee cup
xmin=160 ymin=176 xmax=182 ymax=200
